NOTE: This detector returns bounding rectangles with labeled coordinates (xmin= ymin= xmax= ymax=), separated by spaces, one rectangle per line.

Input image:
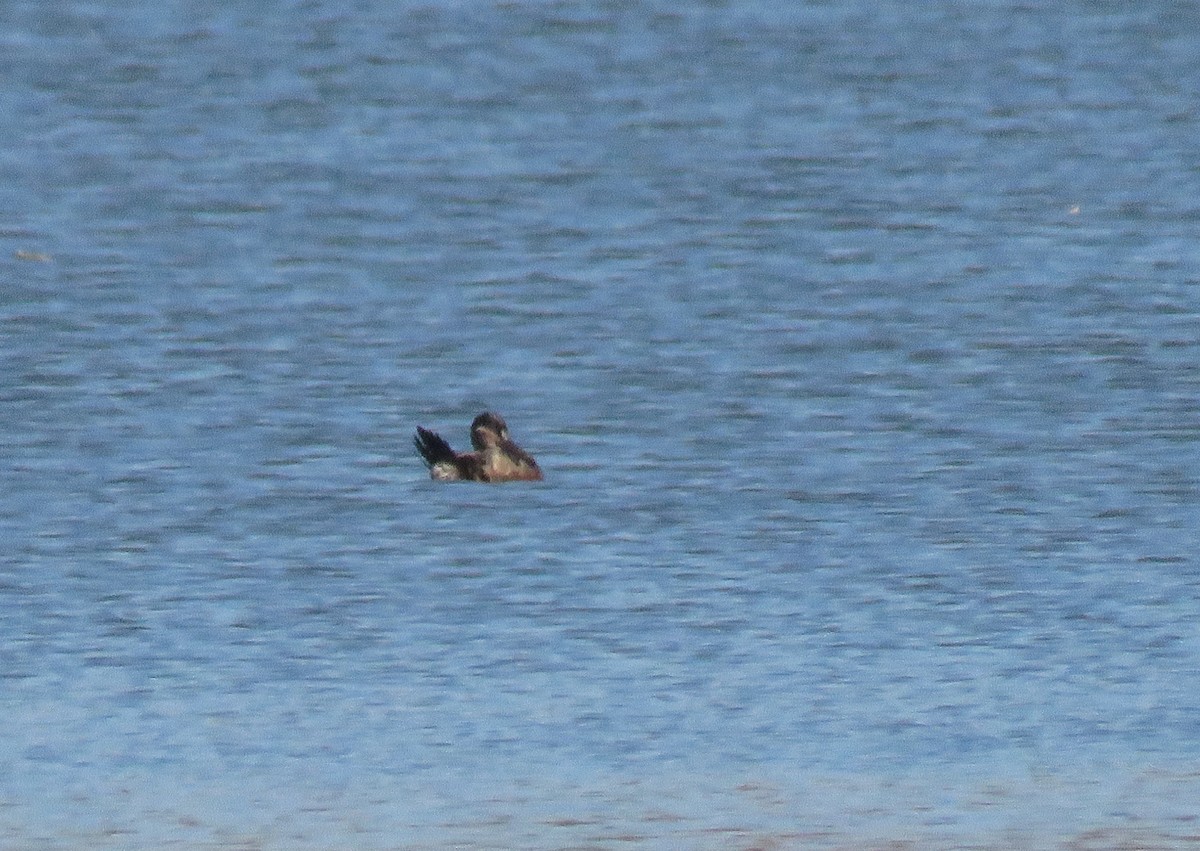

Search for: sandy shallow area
xmin=6 ymin=766 xmax=1200 ymax=851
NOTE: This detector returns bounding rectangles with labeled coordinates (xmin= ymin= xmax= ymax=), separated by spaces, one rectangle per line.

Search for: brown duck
xmin=414 ymin=411 xmax=543 ymax=482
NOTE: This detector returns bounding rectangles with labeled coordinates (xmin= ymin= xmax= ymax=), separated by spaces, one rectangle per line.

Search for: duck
xmin=414 ymin=411 xmax=543 ymax=482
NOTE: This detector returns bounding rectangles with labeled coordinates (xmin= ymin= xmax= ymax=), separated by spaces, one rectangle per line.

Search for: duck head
xmin=469 ymin=411 xmax=510 ymax=450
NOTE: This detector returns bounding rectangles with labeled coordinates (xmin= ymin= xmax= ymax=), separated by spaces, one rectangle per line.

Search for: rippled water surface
xmin=3 ymin=1 xmax=1200 ymax=848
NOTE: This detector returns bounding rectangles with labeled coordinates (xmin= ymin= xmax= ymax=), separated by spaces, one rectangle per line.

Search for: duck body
xmin=414 ymin=412 xmax=543 ymax=483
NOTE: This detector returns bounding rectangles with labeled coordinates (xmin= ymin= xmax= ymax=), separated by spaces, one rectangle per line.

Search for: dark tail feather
xmin=414 ymin=427 xmax=456 ymax=468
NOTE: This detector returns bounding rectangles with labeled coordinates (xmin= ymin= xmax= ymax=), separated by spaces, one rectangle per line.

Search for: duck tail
xmin=414 ymin=427 xmax=456 ymax=468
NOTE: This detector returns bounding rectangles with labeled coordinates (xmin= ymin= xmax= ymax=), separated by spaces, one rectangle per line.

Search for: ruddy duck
xmin=414 ymin=411 xmax=543 ymax=483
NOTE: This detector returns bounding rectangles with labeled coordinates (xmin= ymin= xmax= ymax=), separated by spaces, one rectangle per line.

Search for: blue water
xmin=3 ymin=1 xmax=1200 ymax=848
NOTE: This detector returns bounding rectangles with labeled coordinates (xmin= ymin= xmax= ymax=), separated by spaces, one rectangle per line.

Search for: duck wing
xmin=413 ymin=426 xmax=456 ymax=468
